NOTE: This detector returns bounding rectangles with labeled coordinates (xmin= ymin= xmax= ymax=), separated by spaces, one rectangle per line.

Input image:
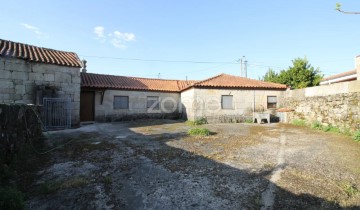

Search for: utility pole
xmin=244 ymin=59 xmax=248 ymax=78
xmin=239 ymin=56 xmax=246 ymax=77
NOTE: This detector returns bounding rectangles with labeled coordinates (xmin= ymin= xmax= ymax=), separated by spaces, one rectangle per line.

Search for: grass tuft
xmin=291 ymin=119 xmax=307 ymax=126
xmin=352 ymin=130 xmax=360 ymax=142
xmin=187 ymin=128 xmax=211 ymax=136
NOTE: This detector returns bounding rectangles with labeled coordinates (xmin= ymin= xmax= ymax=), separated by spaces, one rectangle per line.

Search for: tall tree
xmin=262 ymin=57 xmax=322 ymax=89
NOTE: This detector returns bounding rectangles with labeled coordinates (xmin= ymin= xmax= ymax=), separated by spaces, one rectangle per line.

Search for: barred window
xmin=147 ymin=96 xmax=159 ymax=109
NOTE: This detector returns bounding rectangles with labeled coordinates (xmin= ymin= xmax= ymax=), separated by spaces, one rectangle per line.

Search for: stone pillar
xmin=356 ymin=55 xmax=360 ymax=80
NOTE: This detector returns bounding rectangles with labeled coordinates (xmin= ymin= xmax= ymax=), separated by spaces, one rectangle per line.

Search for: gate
xmin=43 ymin=98 xmax=72 ymax=130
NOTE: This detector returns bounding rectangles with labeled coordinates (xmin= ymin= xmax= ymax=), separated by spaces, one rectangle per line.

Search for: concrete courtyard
xmin=25 ymin=120 xmax=360 ymax=209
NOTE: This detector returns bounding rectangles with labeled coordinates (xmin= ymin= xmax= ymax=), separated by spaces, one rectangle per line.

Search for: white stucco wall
xmin=181 ymin=87 xmax=285 ymax=121
xmin=94 ymin=89 xmax=181 ymax=121
xmin=0 ymin=57 xmax=81 ymax=125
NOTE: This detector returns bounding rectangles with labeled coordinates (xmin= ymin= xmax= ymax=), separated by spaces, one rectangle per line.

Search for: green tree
xmin=262 ymin=57 xmax=323 ymax=89
xmin=262 ymin=68 xmax=278 ymax=83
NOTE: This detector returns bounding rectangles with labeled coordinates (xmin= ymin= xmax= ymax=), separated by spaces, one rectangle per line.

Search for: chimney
xmin=356 ymin=55 xmax=360 ymax=80
xmin=81 ymin=59 xmax=87 ymax=73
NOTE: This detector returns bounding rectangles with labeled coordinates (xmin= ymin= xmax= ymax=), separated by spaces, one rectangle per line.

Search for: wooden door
xmin=80 ymin=91 xmax=95 ymax=121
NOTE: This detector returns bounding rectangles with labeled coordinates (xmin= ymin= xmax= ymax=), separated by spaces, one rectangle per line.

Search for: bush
xmin=353 ymin=130 xmax=360 ymax=142
xmin=187 ymin=128 xmax=211 ymax=136
xmin=291 ymin=119 xmax=307 ymax=126
xmin=186 ymin=117 xmax=207 ymax=126
xmin=0 ymin=187 xmax=24 ymax=210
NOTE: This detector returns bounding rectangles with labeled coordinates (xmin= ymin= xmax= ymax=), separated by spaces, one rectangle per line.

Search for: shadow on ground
xmin=24 ymin=120 xmax=360 ymax=209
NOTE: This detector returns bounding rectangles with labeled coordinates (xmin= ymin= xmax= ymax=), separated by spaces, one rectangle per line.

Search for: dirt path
xmin=23 ymin=120 xmax=360 ymax=209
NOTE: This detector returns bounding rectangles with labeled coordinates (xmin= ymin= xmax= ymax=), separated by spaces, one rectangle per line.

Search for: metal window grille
xmin=114 ymin=96 xmax=129 ymax=109
xmin=147 ymin=96 xmax=160 ymax=109
xmin=43 ymin=97 xmax=72 ymax=130
xmin=221 ymin=95 xmax=233 ymax=109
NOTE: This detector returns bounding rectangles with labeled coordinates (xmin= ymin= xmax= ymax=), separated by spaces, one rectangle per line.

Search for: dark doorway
xmin=80 ymin=91 xmax=95 ymax=121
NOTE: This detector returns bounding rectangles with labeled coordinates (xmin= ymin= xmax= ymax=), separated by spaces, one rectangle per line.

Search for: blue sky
xmin=1 ymin=0 xmax=360 ymax=80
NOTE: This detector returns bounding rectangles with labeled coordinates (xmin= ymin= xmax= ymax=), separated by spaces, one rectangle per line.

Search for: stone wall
xmin=283 ymin=81 xmax=360 ymax=131
xmin=181 ymin=87 xmax=285 ymax=122
xmin=94 ymin=89 xmax=181 ymax=121
xmin=0 ymin=57 xmax=81 ymax=126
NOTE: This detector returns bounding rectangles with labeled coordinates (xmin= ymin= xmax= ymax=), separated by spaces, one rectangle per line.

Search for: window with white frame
xmin=114 ymin=96 xmax=129 ymax=109
xmin=267 ymin=96 xmax=277 ymax=109
xmin=221 ymin=95 xmax=233 ymax=109
xmin=147 ymin=96 xmax=160 ymax=110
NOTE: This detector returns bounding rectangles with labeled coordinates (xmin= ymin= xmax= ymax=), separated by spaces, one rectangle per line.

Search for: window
xmin=221 ymin=95 xmax=233 ymax=109
xmin=267 ymin=96 xmax=277 ymax=109
xmin=147 ymin=96 xmax=159 ymax=110
xmin=114 ymin=96 xmax=129 ymax=109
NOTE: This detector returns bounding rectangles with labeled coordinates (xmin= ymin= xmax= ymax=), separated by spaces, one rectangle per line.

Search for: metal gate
xmin=43 ymin=97 xmax=72 ymax=130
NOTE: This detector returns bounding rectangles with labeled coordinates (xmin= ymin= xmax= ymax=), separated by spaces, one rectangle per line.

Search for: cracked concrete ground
xmin=24 ymin=120 xmax=360 ymax=209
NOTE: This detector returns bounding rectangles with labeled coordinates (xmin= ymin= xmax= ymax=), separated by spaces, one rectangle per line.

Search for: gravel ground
xmin=24 ymin=120 xmax=360 ymax=209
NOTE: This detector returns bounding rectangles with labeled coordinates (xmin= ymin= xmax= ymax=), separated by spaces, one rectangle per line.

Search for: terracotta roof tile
xmin=189 ymin=73 xmax=287 ymax=90
xmin=0 ymin=39 xmax=82 ymax=67
xmin=81 ymin=73 xmax=287 ymax=92
xmin=81 ymin=73 xmax=197 ymax=92
xmin=321 ymin=69 xmax=357 ymax=82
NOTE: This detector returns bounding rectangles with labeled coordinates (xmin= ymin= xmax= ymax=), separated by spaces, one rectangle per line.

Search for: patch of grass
xmin=352 ymin=130 xmax=360 ymax=142
xmin=186 ymin=117 xmax=207 ymax=126
xmin=0 ymin=187 xmax=24 ymax=210
xmin=311 ymin=121 xmax=322 ymax=130
xmin=322 ymin=124 xmax=341 ymax=133
xmin=340 ymin=182 xmax=359 ymax=197
xmin=291 ymin=119 xmax=307 ymax=126
xmin=244 ymin=119 xmax=253 ymax=123
xmin=187 ymin=128 xmax=211 ymax=136
xmin=104 ymin=176 xmax=112 ymax=185
xmin=40 ymin=176 xmax=88 ymax=195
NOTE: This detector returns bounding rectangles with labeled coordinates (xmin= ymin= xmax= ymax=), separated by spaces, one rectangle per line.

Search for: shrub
xmin=291 ymin=119 xmax=307 ymax=126
xmin=353 ymin=130 xmax=360 ymax=142
xmin=187 ymin=128 xmax=211 ymax=136
xmin=0 ymin=187 xmax=24 ymax=210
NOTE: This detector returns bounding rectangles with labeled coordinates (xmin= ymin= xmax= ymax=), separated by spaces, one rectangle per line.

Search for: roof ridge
xmin=0 ymin=38 xmax=77 ymax=54
xmin=193 ymin=73 xmax=225 ymax=86
xmin=82 ymin=72 xmax=191 ymax=82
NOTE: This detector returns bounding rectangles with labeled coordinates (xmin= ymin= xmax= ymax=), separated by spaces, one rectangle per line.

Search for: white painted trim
xmin=320 ymin=74 xmax=357 ymax=85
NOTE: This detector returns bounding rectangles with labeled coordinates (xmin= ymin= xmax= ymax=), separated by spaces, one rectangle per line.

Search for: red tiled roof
xmin=0 ymin=39 xmax=82 ymax=67
xmin=81 ymin=73 xmax=197 ymax=92
xmin=189 ymin=73 xmax=287 ymax=90
xmin=81 ymin=73 xmax=287 ymax=92
xmin=321 ymin=69 xmax=356 ymax=82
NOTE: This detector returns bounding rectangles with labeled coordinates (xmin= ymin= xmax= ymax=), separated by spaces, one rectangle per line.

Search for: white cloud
xmin=113 ymin=31 xmax=136 ymax=42
xmin=94 ymin=26 xmax=105 ymax=38
xmin=93 ymin=26 xmax=136 ymax=49
xmin=21 ymin=23 xmax=48 ymax=38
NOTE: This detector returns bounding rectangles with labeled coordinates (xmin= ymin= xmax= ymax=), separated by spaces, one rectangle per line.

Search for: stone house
xmin=0 ymin=39 xmax=82 ymax=126
xmin=80 ymin=72 xmax=287 ymax=122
